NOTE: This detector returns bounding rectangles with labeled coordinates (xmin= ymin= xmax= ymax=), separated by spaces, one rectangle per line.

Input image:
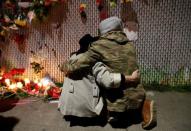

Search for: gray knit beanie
xmin=99 ymin=16 xmax=123 ymax=35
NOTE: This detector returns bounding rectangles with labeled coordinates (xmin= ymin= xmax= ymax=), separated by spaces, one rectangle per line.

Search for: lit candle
xmin=34 ymin=79 xmax=39 ymax=84
xmin=5 ymin=79 xmax=11 ymax=86
xmin=17 ymin=82 xmax=23 ymax=89
xmin=9 ymin=84 xmax=17 ymax=90
xmin=24 ymin=78 xmax=30 ymax=85
xmin=37 ymin=82 xmax=42 ymax=87
xmin=42 ymin=80 xmax=49 ymax=87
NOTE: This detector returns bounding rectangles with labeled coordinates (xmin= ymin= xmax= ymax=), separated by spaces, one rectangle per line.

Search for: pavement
xmin=0 ymin=91 xmax=191 ymax=131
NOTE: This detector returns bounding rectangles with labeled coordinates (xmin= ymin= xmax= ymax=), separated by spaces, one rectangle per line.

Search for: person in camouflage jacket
xmin=60 ymin=17 xmax=156 ymax=129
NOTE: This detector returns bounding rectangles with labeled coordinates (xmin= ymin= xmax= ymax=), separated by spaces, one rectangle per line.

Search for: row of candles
xmin=0 ymin=77 xmax=52 ymax=91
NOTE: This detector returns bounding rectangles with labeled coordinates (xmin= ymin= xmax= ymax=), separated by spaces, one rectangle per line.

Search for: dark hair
xmin=71 ymin=34 xmax=99 ymax=56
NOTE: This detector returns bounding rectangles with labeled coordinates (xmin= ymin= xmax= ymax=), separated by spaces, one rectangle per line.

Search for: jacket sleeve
xmin=92 ymin=62 xmax=122 ymax=89
xmin=60 ymin=43 xmax=102 ymax=74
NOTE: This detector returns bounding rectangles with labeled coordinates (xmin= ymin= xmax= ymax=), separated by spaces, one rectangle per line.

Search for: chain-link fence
xmin=0 ymin=0 xmax=190 ymax=88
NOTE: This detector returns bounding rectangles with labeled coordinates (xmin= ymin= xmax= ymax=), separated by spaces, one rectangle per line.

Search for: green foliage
xmin=55 ymin=82 xmax=63 ymax=88
xmin=144 ymin=83 xmax=191 ymax=92
xmin=140 ymin=67 xmax=167 ymax=85
xmin=141 ymin=66 xmax=191 ymax=91
xmin=16 ymin=89 xmax=29 ymax=98
xmin=30 ymin=0 xmax=50 ymax=21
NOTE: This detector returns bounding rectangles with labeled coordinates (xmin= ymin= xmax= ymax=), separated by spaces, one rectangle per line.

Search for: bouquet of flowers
xmin=0 ymin=0 xmax=66 ymax=40
xmin=0 ymin=66 xmax=61 ymax=100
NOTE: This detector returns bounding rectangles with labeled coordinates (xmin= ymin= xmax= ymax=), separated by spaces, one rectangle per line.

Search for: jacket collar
xmin=100 ymin=31 xmax=129 ymax=44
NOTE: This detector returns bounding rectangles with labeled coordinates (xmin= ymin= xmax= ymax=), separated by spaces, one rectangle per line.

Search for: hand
xmin=58 ymin=64 xmax=70 ymax=76
xmin=61 ymin=69 xmax=71 ymax=76
xmin=125 ymin=70 xmax=140 ymax=82
xmin=131 ymin=69 xmax=140 ymax=81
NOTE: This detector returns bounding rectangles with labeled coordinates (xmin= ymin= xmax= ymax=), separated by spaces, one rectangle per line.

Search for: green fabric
xmin=61 ymin=31 xmax=138 ymax=75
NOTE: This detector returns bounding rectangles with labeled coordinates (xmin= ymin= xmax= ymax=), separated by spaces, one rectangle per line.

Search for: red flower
xmin=12 ymin=34 xmax=26 ymax=45
xmin=2 ymin=72 xmax=13 ymax=79
xmin=10 ymin=68 xmax=25 ymax=75
xmin=96 ymin=0 xmax=102 ymax=6
xmin=100 ymin=9 xmax=108 ymax=20
xmin=34 ymin=84 xmax=40 ymax=91
xmin=45 ymin=0 xmax=52 ymax=7
xmin=24 ymin=83 xmax=32 ymax=92
xmin=96 ymin=0 xmax=104 ymax=11
xmin=47 ymin=87 xmax=61 ymax=99
xmin=59 ymin=0 xmax=66 ymax=3
xmin=3 ymin=2 xmax=16 ymax=9
xmin=79 ymin=7 xmax=85 ymax=13
xmin=0 ymin=19 xmax=6 ymax=23
xmin=23 ymin=82 xmax=41 ymax=96
xmin=79 ymin=4 xmax=86 ymax=13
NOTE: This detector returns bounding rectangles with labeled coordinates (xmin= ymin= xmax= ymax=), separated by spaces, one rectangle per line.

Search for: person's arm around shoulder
xmin=92 ymin=62 xmax=121 ymax=89
xmin=92 ymin=62 xmax=140 ymax=89
xmin=60 ymin=43 xmax=102 ymax=75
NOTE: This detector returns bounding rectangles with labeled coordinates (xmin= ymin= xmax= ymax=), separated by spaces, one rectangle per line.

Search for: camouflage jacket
xmin=61 ymin=31 xmax=138 ymax=76
xmin=61 ymin=31 xmax=145 ymax=112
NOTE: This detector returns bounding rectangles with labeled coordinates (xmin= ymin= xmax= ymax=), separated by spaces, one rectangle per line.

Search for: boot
xmin=142 ymin=99 xmax=157 ymax=130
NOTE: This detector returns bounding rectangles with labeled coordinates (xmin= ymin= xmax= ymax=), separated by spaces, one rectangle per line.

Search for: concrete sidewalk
xmin=0 ymin=91 xmax=191 ymax=131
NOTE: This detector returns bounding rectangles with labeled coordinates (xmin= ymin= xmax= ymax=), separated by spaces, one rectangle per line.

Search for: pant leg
xmin=106 ymin=84 xmax=146 ymax=112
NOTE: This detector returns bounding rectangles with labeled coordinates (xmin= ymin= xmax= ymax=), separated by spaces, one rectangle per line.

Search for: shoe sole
xmin=142 ymin=100 xmax=157 ymax=130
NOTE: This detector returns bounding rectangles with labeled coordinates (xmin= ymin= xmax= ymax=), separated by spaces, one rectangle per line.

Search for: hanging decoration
xmin=0 ymin=27 xmax=7 ymax=43
xmin=0 ymin=0 xmax=148 ymax=41
xmin=121 ymin=0 xmax=148 ymax=5
xmin=96 ymin=0 xmax=103 ymax=11
xmin=99 ymin=9 xmax=108 ymax=21
xmin=30 ymin=62 xmax=44 ymax=74
xmin=27 ymin=10 xmax=36 ymax=24
xmin=29 ymin=43 xmax=49 ymax=80
xmin=52 ymin=48 xmax=57 ymax=57
xmin=109 ymin=0 xmax=117 ymax=8
xmin=79 ymin=3 xmax=87 ymax=24
xmin=30 ymin=54 xmax=45 ymax=75
xmin=12 ymin=33 xmax=28 ymax=53
xmin=120 ymin=1 xmax=139 ymax=41
xmin=0 ymin=0 xmax=66 ymax=41
xmin=120 ymin=0 xmax=133 ymax=3
xmin=120 ymin=1 xmax=138 ymax=23
xmin=96 ymin=0 xmax=108 ymax=21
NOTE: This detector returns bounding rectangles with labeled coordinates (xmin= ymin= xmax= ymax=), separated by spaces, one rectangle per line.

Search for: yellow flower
xmin=80 ymin=3 xmax=87 ymax=8
xmin=121 ymin=0 xmax=133 ymax=3
xmin=0 ymin=30 xmax=6 ymax=36
xmin=14 ymin=19 xmax=27 ymax=27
